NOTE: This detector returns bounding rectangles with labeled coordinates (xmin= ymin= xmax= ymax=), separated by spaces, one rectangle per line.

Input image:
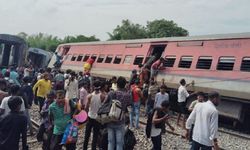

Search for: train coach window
xmin=113 ymin=55 xmax=122 ymax=64
xmin=76 ymin=55 xmax=83 ymax=61
xmin=123 ymin=55 xmax=132 ymax=64
xmin=83 ymin=54 xmax=90 ymax=62
xmin=196 ymin=56 xmax=212 ymax=69
xmin=91 ymin=54 xmax=97 ymax=61
xmin=97 ymin=55 xmax=105 ymax=63
xmin=178 ymin=56 xmax=193 ymax=68
xmin=164 ymin=56 xmax=176 ymax=67
xmin=240 ymin=57 xmax=250 ymax=72
xmin=71 ymin=55 xmax=77 ymax=61
xmin=133 ymin=55 xmax=144 ymax=65
xmin=217 ymin=57 xmax=235 ymax=71
xmin=105 ymin=55 xmax=113 ymax=63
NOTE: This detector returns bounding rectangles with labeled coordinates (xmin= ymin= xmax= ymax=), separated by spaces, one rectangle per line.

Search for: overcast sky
xmin=0 ymin=0 xmax=250 ymax=40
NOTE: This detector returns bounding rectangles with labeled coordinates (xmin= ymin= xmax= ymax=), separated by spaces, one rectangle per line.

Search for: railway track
xmin=26 ymin=119 xmax=40 ymax=144
xmin=31 ymin=119 xmax=40 ymax=130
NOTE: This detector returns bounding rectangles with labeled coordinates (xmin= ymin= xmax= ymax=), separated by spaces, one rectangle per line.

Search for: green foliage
xmin=108 ymin=19 xmax=147 ymax=40
xmin=146 ymin=19 xmax=188 ymax=38
xmin=108 ymin=19 xmax=189 ymax=40
xmin=17 ymin=33 xmax=100 ymax=52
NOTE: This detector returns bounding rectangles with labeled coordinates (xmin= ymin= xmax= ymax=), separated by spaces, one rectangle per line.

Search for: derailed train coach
xmin=28 ymin=48 xmax=53 ymax=68
xmin=0 ymin=34 xmax=27 ymax=67
xmin=48 ymin=32 xmax=250 ymax=131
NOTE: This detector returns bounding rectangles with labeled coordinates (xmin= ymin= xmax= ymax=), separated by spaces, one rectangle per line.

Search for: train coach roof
xmin=0 ymin=34 xmax=26 ymax=45
xmin=59 ymin=32 xmax=250 ymax=47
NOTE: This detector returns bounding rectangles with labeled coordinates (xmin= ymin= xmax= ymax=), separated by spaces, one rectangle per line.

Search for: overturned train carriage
xmin=48 ymin=32 xmax=250 ymax=130
xmin=28 ymin=48 xmax=53 ymax=68
xmin=0 ymin=34 xmax=27 ymax=67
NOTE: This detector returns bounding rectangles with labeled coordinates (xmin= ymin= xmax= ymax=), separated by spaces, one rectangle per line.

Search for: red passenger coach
xmin=48 ymin=33 xmax=250 ymax=129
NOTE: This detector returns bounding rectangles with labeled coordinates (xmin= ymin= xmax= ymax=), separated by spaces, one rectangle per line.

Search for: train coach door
xmin=144 ymin=44 xmax=166 ymax=66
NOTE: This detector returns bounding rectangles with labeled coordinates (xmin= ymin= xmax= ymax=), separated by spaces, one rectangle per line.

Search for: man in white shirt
xmin=64 ymin=72 xmax=78 ymax=101
xmin=111 ymin=76 xmax=117 ymax=91
xmin=177 ymin=79 xmax=190 ymax=128
xmin=83 ymin=80 xmax=105 ymax=150
xmin=0 ymin=85 xmax=25 ymax=118
xmin=154 ymin=84 xmax=169 ymax=108
xmin=186 ymin=91 xmax=220 ymax=150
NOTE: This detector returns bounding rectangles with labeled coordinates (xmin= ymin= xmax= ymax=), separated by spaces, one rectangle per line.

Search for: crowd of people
xmin=0 ymin=63 xmax=220 ymax=150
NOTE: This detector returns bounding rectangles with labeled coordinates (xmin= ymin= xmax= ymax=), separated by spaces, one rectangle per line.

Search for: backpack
xmin=124 ymin=127 xmax=136 ymax=150
xmin=97 ymin=92 xmax=124 ymax=124
xmin=61 ymin=121 xmax=78 ymax=144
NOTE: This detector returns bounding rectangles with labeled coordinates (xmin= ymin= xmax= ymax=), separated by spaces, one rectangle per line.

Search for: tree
xmin=108 ymin=19 xmax=189 ymax=40
xmin=63 ymin=35 xmax=99 ymax=43
xmin=108 ymin=19 xmax=147 ymax=40
xmin=146 ymin=19 xmax=188 ymax=38
xmin=17 ymin=32 xmax=100 ymax=52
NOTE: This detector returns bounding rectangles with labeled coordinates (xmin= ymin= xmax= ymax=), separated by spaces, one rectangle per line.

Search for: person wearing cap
xmin=83 ymin=80 xmax=105 ymax=150
xmin=0 ymin=96 xmax=28 ymax=150
xmin=186 ymin=91 xmax=220 ymax=150
xmin=64 ymin=71 xmax=78 ymax=102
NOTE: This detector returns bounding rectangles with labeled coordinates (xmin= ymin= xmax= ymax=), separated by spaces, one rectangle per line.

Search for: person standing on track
xmin=177 ymin=79 xmax=191 ymax=128
xmin=188 ymin=91 xmax=206 ymax=142
xmin=186 ymin=91 xmax=220 ymax=150
xmin=0 ymin=85 xmax=25 ymax=118
xmin=33 ymin=73 xmax=52 ymax=111
xmin=0 ymin=96 xmax=28 ymax=150
xmin=106 ymin=76 xmax=131 ymax=150
xmin=130 ymin=79 xmax=143 ymax=129
xmin=146 ymin=79 xmax=159 ymax=116
xmin=49 ymin=90 xmax=76 ymax=150
xmin=151 ymin=100 xmax=174 ymax=150
xmin=83 ymin=80 xmax=105 ymax=150
xmin=64 ymin=71 xmax=78 ymax=102
xmin=154 ymin=84 xmax=169 ymax=108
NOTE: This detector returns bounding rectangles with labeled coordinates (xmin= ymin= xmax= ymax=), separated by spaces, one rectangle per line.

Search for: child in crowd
xmin=49 ymin=90 xmax=76 ymax=150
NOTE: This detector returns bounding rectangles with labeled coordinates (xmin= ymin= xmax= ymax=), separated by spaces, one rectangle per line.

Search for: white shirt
xmin=88 ymin=92 xmax=102 ymax=119
xmin=24 ymin=68 xmax=30 ymax=77
xmin=111 ymin=83 xmax=117 ymax=91
xmin=177 ymin=85 xmax=189 ymax=103
xmin=154 ymin=92 xmax=169 ymax=108
xmin=0 ymin=96 xmax=25 ymax=118
xmin=64 ymin=79 xmax=79 ymax=100
xmin=186 ymin=101 xmax=219 ymax=146
xmin=151 ymin=124 xmax=161 ymax=137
